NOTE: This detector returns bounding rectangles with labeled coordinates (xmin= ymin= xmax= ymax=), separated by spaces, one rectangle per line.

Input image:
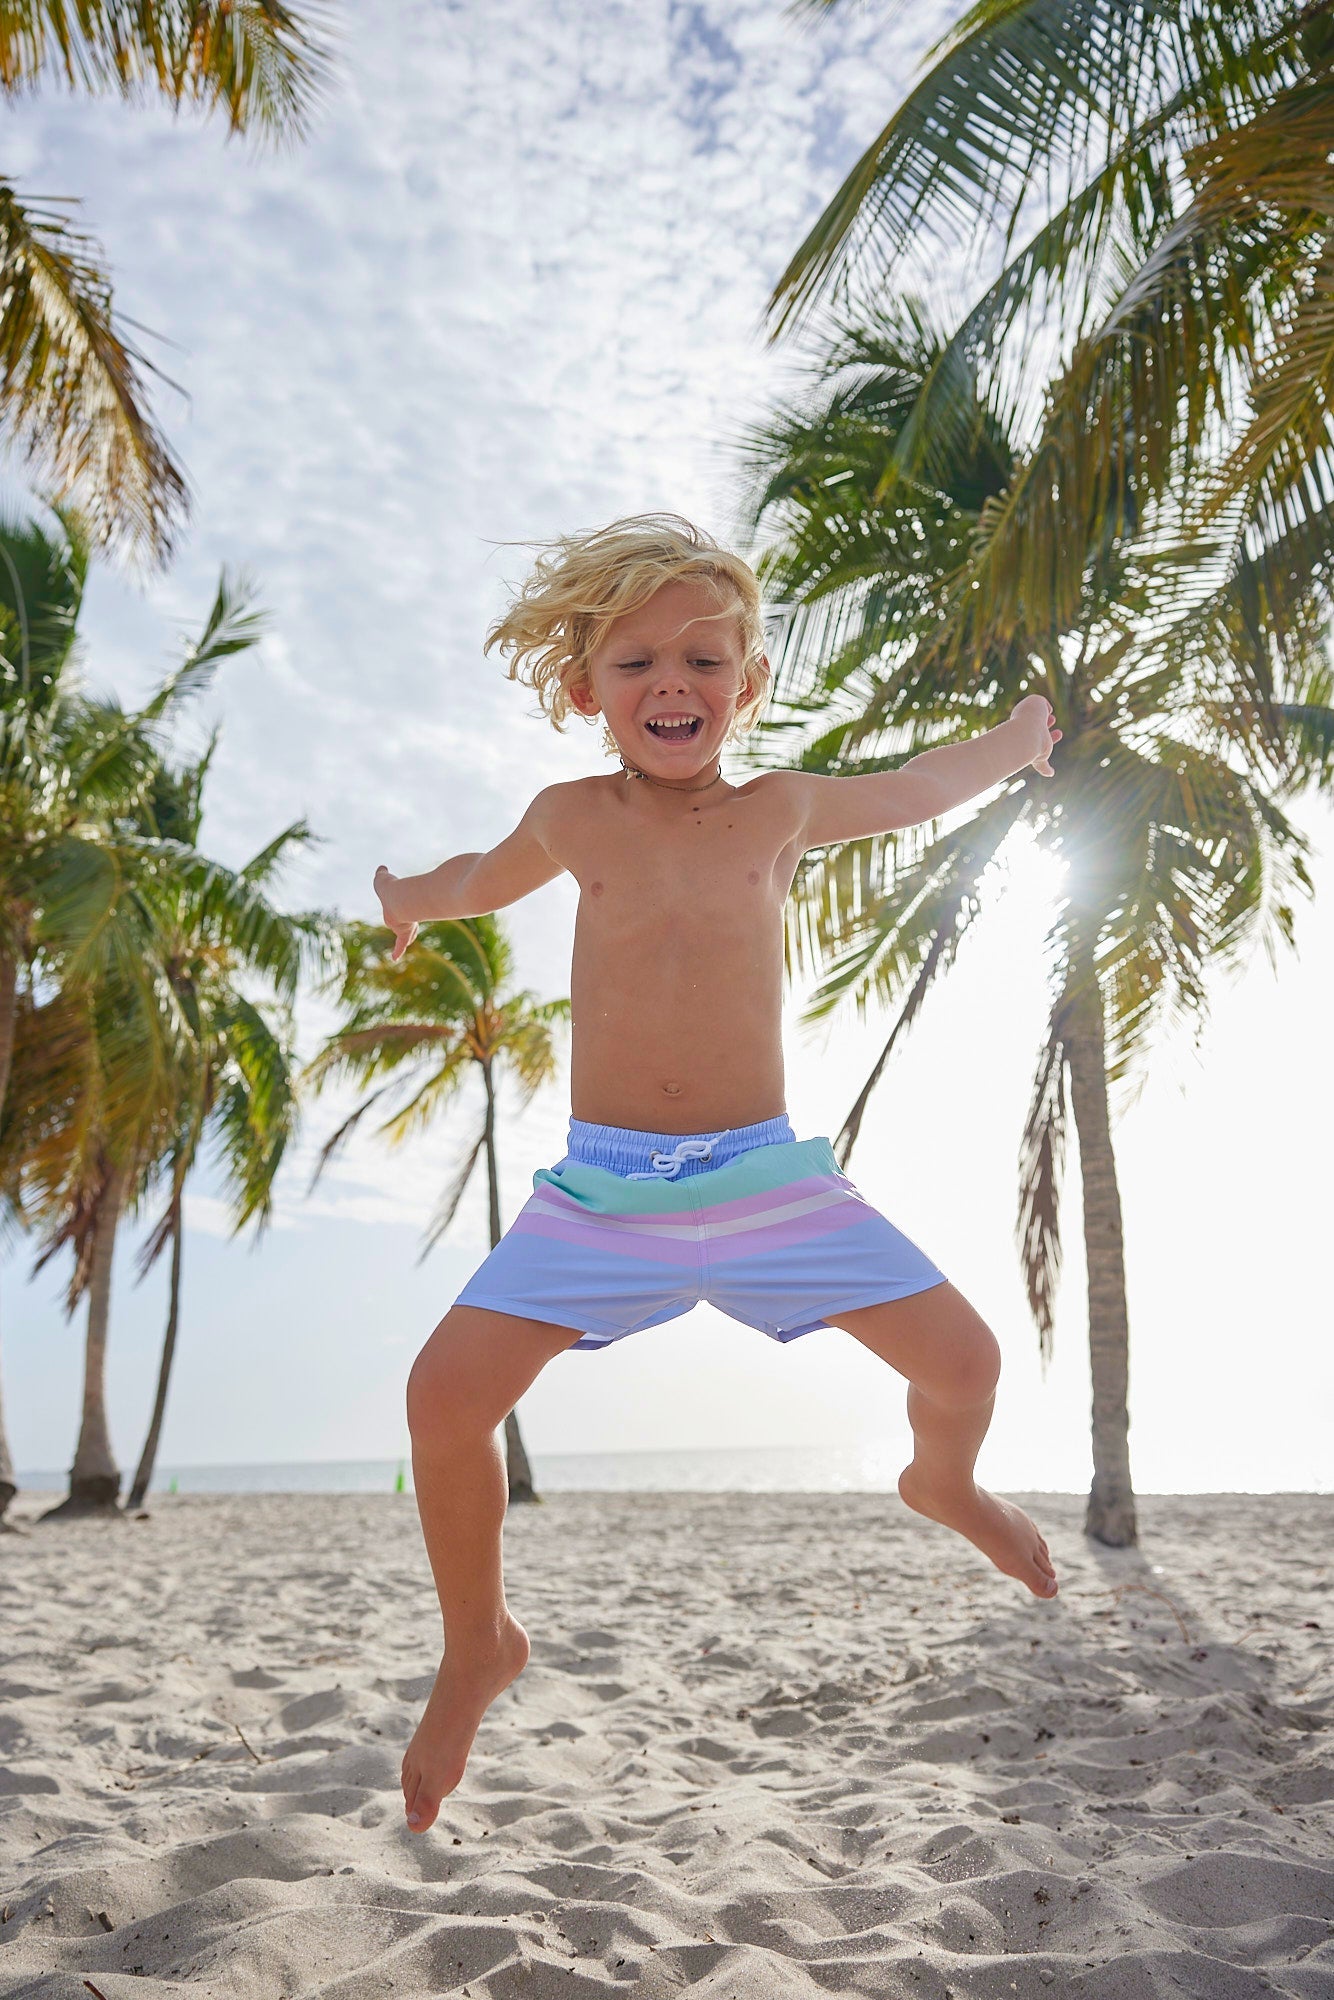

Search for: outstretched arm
xmin=374 ymin=789 xmax=566 ymax=960
xmin=795 ymin=694 xmax=1060 ymax=850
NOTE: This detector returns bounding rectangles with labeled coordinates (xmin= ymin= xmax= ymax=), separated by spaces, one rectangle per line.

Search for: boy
xmin=375 ymin=514 xmax=1062 ymax=1834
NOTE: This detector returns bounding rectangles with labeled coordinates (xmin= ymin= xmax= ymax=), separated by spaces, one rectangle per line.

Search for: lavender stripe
xmin=511 ymin=1211 xmax=702 ymax=1268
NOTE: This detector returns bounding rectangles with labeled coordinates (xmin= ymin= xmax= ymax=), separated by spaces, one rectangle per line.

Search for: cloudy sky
xmin=5 ymin=0 xmax=1330 ymax=1494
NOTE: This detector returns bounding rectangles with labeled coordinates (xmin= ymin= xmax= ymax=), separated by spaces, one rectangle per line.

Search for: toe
xmin=403 ymin=1767 xmax=424 ymax=1828
xmin=408 ymin=1784 xmax=441 ymax=1833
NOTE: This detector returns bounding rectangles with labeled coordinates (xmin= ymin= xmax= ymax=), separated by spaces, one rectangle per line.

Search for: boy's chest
xmin=568 ymin=800 xmax=799 ymax=918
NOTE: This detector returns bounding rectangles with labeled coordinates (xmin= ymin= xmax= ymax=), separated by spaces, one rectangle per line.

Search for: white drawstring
xmin=625 ymin=1136 xmax=719 ymax=1180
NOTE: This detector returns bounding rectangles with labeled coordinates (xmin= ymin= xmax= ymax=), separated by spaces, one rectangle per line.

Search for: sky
xmin=3 ymin=0 xmax=1331 ymax=1495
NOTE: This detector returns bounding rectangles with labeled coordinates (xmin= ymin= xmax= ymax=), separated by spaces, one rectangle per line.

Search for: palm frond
xmin=417 ymin=1125 xmax=488 ymax=1264
xmin=769 ymin=0 xmax=1297 ymax=336
xmin=0 ymin=1 xmax=337 ymax=142
xmin=0 ymin=184 xmax=188 ymax=563
xmin=134 ymin=569 xmax=266 ymax=727
xmin=1015 ymin=1016 xmax=1068 ymax=1366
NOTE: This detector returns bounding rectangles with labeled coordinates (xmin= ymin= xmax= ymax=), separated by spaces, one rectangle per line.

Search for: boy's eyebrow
xmin=602 ymin=614 xmax=740 ymax=653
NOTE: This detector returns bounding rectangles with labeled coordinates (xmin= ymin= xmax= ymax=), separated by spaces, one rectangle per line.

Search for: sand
xmin=0 ymin=1487 xmax=1331 ymax=1998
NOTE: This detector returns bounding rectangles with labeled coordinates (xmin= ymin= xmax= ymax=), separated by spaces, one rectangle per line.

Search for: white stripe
xmin=703 ymin=1188 xmax=856 ymax=1239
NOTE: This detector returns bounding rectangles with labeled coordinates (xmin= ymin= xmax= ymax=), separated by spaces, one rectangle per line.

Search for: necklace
xmin=619 ymin=756 xmax=724 ymax=795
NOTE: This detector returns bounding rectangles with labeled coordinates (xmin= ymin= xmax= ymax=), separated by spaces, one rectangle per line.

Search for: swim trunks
xmin=453 ymin=1113 xmax=947 ymax=1350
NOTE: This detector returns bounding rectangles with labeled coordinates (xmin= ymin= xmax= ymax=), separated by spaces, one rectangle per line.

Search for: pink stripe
xmin=511 ymin=1211 xmax=700 ymax=1268
xmin=705 ymin=1202 xmax=874 ymax=1261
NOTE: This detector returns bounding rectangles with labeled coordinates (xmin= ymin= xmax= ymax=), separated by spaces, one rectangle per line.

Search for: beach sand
xmin=1 ymin=1488 xmax=1330 ymax=1997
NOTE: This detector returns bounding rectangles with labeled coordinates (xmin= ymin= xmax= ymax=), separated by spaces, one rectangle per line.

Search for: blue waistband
xmin=562 ymin=1113 xmax=795 ymax=1179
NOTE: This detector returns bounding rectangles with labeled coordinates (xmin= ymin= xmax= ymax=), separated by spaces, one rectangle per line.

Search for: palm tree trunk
xmin=1063 ymin=952 xmax=1138 ymax=1548
xmin=482 ymin=1057 xmax=538 ymax=1506
xmin=0 ymin=1322 xmax=16 ymax=1525
xmin=126 ymin=1184 xmax=183 ymax=1510
xmin=0 ymin=944 xmax=19 ymax=1521
xmin=42 ymin=1162 xmax=127 ymax=1518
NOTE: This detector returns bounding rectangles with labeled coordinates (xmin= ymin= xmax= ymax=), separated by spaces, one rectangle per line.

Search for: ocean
xmin=17 ymin=1443 xmax=913 ymax=1496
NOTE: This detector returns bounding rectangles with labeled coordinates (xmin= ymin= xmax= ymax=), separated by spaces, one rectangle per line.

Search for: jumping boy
xmin=374 ymin=514 xmax=1062 ymax=1834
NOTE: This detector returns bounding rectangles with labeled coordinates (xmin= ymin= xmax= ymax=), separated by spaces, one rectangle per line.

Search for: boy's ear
xmin=740 ymin=653 xmax=769 ymax=707
xmin=568 ymin=673 xmax=600 ymax=719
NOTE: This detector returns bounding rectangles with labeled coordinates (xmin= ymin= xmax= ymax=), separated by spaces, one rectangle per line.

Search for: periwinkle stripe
xmin=564 ymin=1112 xmax=796 ymax=1177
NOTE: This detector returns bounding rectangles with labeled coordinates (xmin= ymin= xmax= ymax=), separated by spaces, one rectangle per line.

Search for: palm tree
xmin=0 ymin=502 xmax=156 ymax=1516
xmin=0 ymin=2 xmax=333 ymax=562
xmin=2 ymin=560 xmax=315 ymax=1513
xmin=740 ymin=302 xmax=1333 ymax=1546
xmin=303 ymin=916 xmax=570 ymax=1506
xmin=769 ymin=0 xmax=1334 ymax=702
xmin=123 ymin=742 xmax=336 ymax=1509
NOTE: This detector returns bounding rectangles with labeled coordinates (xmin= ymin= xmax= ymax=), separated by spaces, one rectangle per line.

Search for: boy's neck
xmin=618 ymin=756 xmax=725 ymax=796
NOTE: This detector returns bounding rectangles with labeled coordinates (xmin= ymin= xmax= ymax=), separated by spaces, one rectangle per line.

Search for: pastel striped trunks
xmin=453 ymin=1113 xmax=947 ymax=1350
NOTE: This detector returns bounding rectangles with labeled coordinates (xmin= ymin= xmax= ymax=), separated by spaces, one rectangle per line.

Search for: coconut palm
xmin=303 ymin=916 xmax=570 ymax=1507
xmin=122 ymin=741 xmax=337 ymax=1509
xmin=2 ymin=559 xmax=317 ymax=1513
xmin=740 ymin=302 xmax=1333 ymax=1546
xmin=771 ymin=0 xmax=1334 ymax=704
xmin=0 ymin=2 xmax=333 ymax=562
xmin=0 ymin=502 xmax=159 ymax=1515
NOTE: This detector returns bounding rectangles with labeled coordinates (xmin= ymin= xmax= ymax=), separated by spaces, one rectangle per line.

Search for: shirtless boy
xmin=374 ymin=514 xmax=1063 ymax=1835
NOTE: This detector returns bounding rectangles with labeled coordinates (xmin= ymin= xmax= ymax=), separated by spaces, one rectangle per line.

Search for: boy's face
xmin=572 ymin=577 xmax=760 ymax=782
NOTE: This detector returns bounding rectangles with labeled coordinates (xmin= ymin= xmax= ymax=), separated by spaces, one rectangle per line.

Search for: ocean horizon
xmin=12 ymin=1443 xmax=1329 ymax=1496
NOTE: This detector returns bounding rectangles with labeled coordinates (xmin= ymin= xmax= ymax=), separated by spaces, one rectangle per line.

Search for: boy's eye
xmin=615 ymin=657 xmax=721 ymax=670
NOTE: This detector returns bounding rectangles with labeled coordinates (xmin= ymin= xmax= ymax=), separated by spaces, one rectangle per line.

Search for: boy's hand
xmin=374 ymin=865 xmax=419 ymax=962
xmin=1011 ymin=692 xmax=1061 ymax=777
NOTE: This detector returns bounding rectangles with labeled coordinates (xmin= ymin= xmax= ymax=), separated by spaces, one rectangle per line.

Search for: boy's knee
xmin=406 ymin=1341 xmax=475 ymax=1436
xmin=922 ymin=1324 xmax=1002 ymax=1410
xmin=406 ymin=1314 xmax=508 ymax=1434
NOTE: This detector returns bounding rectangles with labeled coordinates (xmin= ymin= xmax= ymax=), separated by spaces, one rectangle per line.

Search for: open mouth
xmin=644 ymin=716 xmax=704 ymax=743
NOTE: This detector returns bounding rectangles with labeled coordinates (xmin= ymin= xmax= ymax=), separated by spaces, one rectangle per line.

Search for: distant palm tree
xmin=0 ymin=1 xmax=333 ymax=561
xmin=303 ymin=916 xmax=570 ymax=1506
xmin=0 ymin=501 xmax=170 ymax=1517
xmin=123 ymin=741 xmax=337 ymax=1510
xmin=770 ymin=0 xmax=1334 ymax=698
xmin=2 ymin=559 xmax=318 ymax=1514
xmin=741 ymin=302 xmax=1333 ymax=1547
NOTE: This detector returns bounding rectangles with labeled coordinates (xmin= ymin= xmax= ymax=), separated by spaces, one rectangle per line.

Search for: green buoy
xmin=394 ymin=1460 xmax=406 ymax=1494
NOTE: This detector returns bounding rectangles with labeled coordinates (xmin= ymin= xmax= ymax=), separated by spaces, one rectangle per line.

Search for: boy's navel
xmin=662 ymin=1082 xmax=682 ymax=1097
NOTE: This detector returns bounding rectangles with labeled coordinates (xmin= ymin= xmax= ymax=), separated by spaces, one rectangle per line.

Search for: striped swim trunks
xmin=453 ymin=1112 xmax=947 ymax=1350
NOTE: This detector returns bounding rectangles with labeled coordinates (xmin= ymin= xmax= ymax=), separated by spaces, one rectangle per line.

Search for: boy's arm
xmin=793 ymin=696 xmax=1059 ymax=850
xmin=382 ymin=788 xmax=567 ymax=925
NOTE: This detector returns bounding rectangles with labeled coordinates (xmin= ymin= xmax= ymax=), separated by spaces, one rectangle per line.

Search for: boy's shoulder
xmin=526 ymin=773 xmax=615 ymax=820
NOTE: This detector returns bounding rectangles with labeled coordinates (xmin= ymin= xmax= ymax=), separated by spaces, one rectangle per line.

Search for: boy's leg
xmin=401 ymin=1303 xmax=586 ymax=1831
xmin=825 ymin=1281 xmax=1059 ymax=1600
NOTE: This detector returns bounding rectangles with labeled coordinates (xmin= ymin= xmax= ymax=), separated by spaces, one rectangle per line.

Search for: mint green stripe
xmin=533 ymin=1135 xmax=838 ymax=1213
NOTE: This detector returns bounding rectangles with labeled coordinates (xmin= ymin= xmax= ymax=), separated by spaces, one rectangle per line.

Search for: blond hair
xmin=484 ymin=513 xmax=771 ymax=747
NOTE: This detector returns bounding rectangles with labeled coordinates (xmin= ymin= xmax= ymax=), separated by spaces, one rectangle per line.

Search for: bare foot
xmin=401 ymin=1614 xmax=530 ymax=1831
xmin=897 ymin=1466 xmax=1059 ymax=1600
